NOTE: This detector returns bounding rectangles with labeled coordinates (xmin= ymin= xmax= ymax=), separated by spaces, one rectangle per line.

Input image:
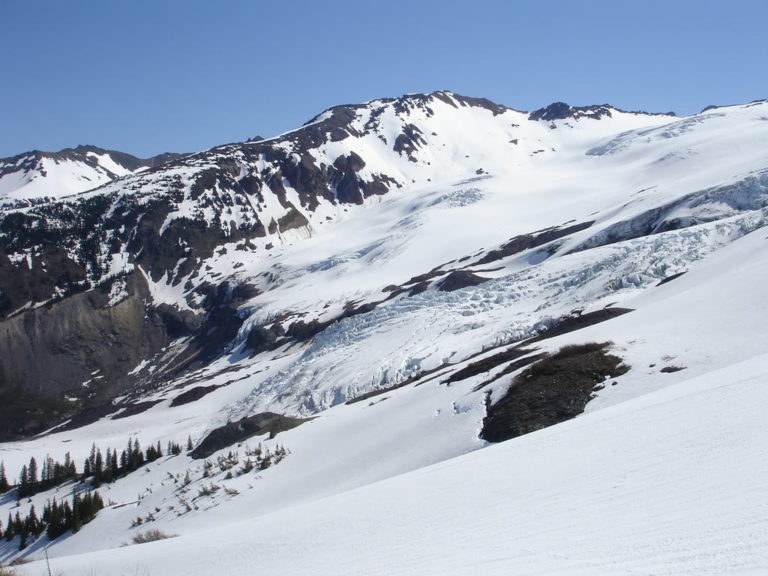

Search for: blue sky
xmin=1 ymin=0 xmax=765 ymax=158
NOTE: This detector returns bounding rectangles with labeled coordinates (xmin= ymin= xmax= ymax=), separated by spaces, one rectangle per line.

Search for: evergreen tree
xmin=14 ymin=511 xmax=26 ymax=549
xmin=18 ymin=464 xmax=29 ymax=497
xmin=93 ymin=449 xmax=104 ymax=487
xmin=103 ymin=449 xmax=113 ymax=483
xmin=5 ymin=512 xmax=14 ymax=541
xmin=187 ymin=435 xmax=194 ymax=451
xmin=64 ymin=451 xmax=77 ymax=478
xmin=88 ymin=444 xmax=97 ymax=474
xmin=41 ymin=456 xmax=51 ymax=486
xmin=93 ymin=490 xmax=104 ymax=512
xmin=52 ymin=500 xmax=64 ymax=539
xmin=133 ymin=438 xmax=144 ymax=468
xmin=48 ymin=454 xmax=57 ymax=484
xmin=79 ymin=493 xmax=93 ymax=524
xmin=62 ymin=501 xmax=73 ymax=530
xmin=25 ymin=505 xmax=42 ymax=537
xmin=71 ymin=493 xmax=82 ymax=533
xmin=125 ymin=438 xmax=135 ymax=470
xmin=28 ymin=457 xmax=38 ymax=486
xmin=110 ymin=449 xmax=119 ymax=481
xmin=0 ymin=461 xmax=9 ymax=493
xmin=46 ymin=499 xmax=64 ymax=540
xmin=18 ymin=523 xmax=27 ymax=550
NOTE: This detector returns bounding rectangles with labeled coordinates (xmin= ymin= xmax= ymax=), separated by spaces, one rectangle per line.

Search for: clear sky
xmin=1 ymin=0 xmax=765 ymax=158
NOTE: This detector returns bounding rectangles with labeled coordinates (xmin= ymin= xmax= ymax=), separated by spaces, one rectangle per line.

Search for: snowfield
xmin=1 ymin=94 xmax=768 ymax=574
xmin=13 ymin=352 xmax=768 ymax=576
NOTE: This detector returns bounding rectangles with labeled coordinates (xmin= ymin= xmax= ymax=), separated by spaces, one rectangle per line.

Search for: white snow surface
xmin=1 ymin=95 xmax=768 ymax=574
xmin=12 ymin=348 xmax=768 ymax=575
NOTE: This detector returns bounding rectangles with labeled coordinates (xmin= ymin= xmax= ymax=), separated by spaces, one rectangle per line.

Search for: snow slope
xmin=15 ymin=352 xmax=768 ymax=576
xmin=3 ymin=223 xmax=768 ymax=575
xmin=1 ymin=94 xmax=767 ymax=574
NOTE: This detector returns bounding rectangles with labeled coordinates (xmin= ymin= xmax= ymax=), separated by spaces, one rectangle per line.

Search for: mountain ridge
xmin=0 ymin=145 xmax=187 ymax=206
xmin=0 ymin=91 xmax=767 ymax=574
xmin=0 ymin=91 xmax=764 ymax=437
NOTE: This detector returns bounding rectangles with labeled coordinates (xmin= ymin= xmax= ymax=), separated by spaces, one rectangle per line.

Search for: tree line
xmin=0 ymin=437 xmax=190 ymax=498
xmin=0 ymin=436 xmax=192 ymax=550
xmin=0 ymin=490 xmax=104 ymax=550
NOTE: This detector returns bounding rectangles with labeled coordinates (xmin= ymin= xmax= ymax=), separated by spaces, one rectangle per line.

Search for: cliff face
xmin=0 ymin=272 xmax=177 ymax=438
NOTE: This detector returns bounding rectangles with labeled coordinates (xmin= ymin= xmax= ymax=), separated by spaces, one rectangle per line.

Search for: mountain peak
xmin=530 ymin=102 xmax=678 ymax=122
xmin=304 ymin=91 xmax=510 ymax=127
xmin=0 ymin=146 xmax=186 ymax=203
xmin=529 ymin=102 xmax=615 ymax=122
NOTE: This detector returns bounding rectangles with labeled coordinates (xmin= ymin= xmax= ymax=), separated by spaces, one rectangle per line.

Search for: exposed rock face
xmin=331 ymin=152 xmax=381 ymax=204
xmin=436 ymin=270 xmax=488 ymax=292
xmin=0 ymin=246 xmax=86 ymax=316
xmin=393 ymin=124 xmax=426 ymax=161
xmin=244 ymin=324 xmax=285 ymax=355
xmin=476 ymin=221 xmax=594 ymax=265
xmin=0 ymin=273 xmax=165 ymax=397
xmin=190 ymin=413 xmax=306 ymax=459
xmin=170 ymin=384 xmax=224 ymax=407
xmin=480 ymin=343 xmax=630 ymax=443
xmin=529 ymin=102 xmax=614 ymax=122
xmin=0 ymin=272 xmax=192 ymax=439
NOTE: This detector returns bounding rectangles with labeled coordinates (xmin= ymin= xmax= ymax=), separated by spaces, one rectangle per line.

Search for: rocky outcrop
xmin=436 ymin=270 xmax=488 ymax=292
xmin=476 ymin=221 xmax=594 ymax=265
xmin=190 ymin=413 xmax=306 ymax=459
xmin=0 ymin=273 xmax=160 ymax=394
xmin=393 ymin=124 xmax=427 ymax=162
xmin=0 ymin=272 xmax=189 ymax=438
xmin=480 ymin=343 xmax=630 ymax=443
xmin=529 ymin=102 xmax=614 ymax=122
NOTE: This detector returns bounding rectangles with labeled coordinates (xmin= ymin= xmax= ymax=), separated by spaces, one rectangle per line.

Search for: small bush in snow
xmin=131 ymin=529 xmax=176 ymax=544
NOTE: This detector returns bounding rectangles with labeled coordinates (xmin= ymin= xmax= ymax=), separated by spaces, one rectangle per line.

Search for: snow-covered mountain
xmin=0 ymin=145 xmax=185 ymax=207
xmin=1 ymin=91 xmax=767 ymax=574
